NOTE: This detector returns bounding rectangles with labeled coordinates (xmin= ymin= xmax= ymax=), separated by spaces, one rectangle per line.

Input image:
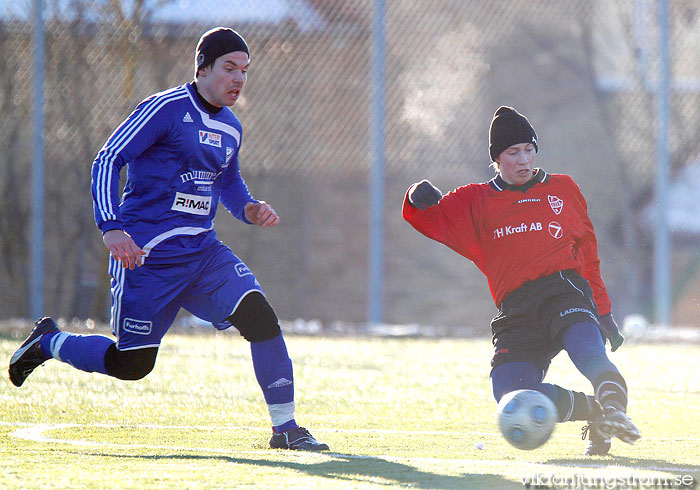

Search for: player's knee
xmin=227 ymin=292 xmax=281 ymax=342
xmin=104 ymin=344 xmax=158 ymax=380
xmin=491 ymin=361 xmax=542 ymax=402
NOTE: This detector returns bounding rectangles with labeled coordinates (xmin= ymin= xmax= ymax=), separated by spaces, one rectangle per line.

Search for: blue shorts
xmin=109 ymin=241 xmax=263 ymax=350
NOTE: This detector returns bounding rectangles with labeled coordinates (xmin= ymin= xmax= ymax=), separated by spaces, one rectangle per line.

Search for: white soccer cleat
xmin=595 ymin=407 xmax=641 ymax=445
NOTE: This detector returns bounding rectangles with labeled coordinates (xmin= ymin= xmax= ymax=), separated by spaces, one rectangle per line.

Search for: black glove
xmin=408 ymin=180 xmax=442 ymax=210
xmin=599 ymin=313 xmax=624 ymax=352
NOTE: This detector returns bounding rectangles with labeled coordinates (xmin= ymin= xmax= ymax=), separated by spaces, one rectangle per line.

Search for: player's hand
xmin=245 ymin=201 xmax=280 ymax=228
xmin=408 ymin=180 xmax=442 ymax=210
xmin=600 ymin=313 xmax=624 ymax=352
xmin=102 ymin=229 xmax=145 ymax=270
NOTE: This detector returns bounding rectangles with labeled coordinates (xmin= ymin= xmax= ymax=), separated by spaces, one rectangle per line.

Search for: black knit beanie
xmin=195 ymin=27 xmax=249 ymax=77
xmin=488 ymin=106 xmax=538 ymax=161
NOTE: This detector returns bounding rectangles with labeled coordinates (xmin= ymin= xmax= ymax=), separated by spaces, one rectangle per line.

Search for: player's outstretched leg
xmin=561 ymin=322 xmax=641 ymax=446
xmin=10 ymin=316 xmax=122 ymax=387
xmin=491 ymin=361 xmax=618 ymax=455
xmin=8 ymin=317 xmax=60 ymax=387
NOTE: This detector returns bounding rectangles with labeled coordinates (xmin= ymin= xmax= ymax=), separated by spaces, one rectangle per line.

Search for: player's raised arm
xmin=407 ymin=179 xmax=442 ymax=210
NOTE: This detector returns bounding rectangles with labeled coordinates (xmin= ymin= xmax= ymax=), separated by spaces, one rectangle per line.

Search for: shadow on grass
xmin=76 ymin=450 xmax=522 ymax=489
xmin=547 ymin=454 xmax=700 ymax=474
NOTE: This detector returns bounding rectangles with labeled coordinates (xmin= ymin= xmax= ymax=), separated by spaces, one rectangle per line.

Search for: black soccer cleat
xmin=581 ymin=422 xmax=611 ymax=456
xmin=8 ymin=317 xmax=60 ymax=387
xmin=269 ymin=426 xmax=330 ymax=451
xmin=594 ymin=407 xmax=641 ymax=445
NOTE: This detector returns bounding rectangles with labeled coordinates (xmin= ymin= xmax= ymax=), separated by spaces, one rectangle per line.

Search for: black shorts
xmin=490 ymin=269 xmax=601 ymax=371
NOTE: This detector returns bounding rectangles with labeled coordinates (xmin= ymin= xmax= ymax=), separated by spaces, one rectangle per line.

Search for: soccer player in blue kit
xmin=9 ymin=27 xmax=329 ymax=451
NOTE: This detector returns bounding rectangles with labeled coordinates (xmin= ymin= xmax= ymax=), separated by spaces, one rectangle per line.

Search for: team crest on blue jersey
xmin=199 ymin=130 xmax=222 ymax=148
xmin=224 ymin=146 xmax=234 ymax=168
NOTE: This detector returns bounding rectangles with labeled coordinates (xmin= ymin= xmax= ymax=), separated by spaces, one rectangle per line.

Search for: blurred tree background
xmin=1 ymin=0 xmax=699 ymax=328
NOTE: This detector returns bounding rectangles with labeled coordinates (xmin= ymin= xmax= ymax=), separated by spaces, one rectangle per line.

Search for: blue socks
xmin=491 ymin=321 xmax=629 ymax=422
xmin=40 ymin=331 xmax=112 ymax=375
xmin=250 ymin=333 xmax=297 ymax=433
xmin=36 ymin=328 xmax=302 ymax=432
xmin=561 ymin=322 xmax=628 ymax=410
xmin=560 ymin=322 xmax=618 ymax=384
xmin=491 ymin=361 xmax=553 ymax=401
xmin=38 ymin=329 xmax=299 ymax=431
xmin=490 ymin=361 xmax=597 ymax=422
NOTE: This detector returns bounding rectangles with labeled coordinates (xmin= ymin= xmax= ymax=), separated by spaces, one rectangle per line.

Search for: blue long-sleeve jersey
xmin=91 ymin=83 xmax=257 ymax=260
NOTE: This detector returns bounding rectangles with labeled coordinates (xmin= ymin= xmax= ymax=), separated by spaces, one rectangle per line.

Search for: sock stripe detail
xmin=562 ymin=390 xmax=575 ymax=422
xmin=596 ymin=381 xmax=627 ymax=400
xmin=268 ymin=401 xmax=295 ymax=428
xmin=49 ymin=332 xmax=71 ymax=361
xmin=596 ymin=379 xmax=628 ymax=411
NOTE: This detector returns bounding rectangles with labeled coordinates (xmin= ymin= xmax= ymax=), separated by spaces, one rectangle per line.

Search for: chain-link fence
xmin=1 ymin=0 xmax=699 ymax=328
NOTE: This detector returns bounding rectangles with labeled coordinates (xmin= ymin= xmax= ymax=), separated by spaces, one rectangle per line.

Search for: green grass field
xmin=1 ymin=329 xmax=698 ymax=489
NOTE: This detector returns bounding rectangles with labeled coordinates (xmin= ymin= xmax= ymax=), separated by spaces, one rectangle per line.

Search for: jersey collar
xmin=190 ymin=82 xmax=223 ymax=114
xmin=489 ymin=168 xmax=549 ymax=193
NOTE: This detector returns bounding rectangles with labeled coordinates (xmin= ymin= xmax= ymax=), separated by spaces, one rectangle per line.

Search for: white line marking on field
xmin=6 ymin=422 xmax=699 ymax=474
xmin=10 ymin=424 xmax=265 ymax=456
xmin=2 ymin=420 xmax=699 ymax=441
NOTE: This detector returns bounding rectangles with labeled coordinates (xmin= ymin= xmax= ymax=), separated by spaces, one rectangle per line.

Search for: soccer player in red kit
xmin=403 ymin=106 xmax=640 ymax=455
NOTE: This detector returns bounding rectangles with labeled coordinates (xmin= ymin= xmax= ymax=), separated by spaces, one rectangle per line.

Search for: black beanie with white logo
xmin=195 ymin=27 xmax=249 ymax=77
xmin=488 ymin=106 xmax=538 ymax=161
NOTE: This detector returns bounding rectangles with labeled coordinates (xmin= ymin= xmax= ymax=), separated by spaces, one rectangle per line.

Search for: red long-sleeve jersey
xmin=402 ymin=169 xmax=612 ymax=315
